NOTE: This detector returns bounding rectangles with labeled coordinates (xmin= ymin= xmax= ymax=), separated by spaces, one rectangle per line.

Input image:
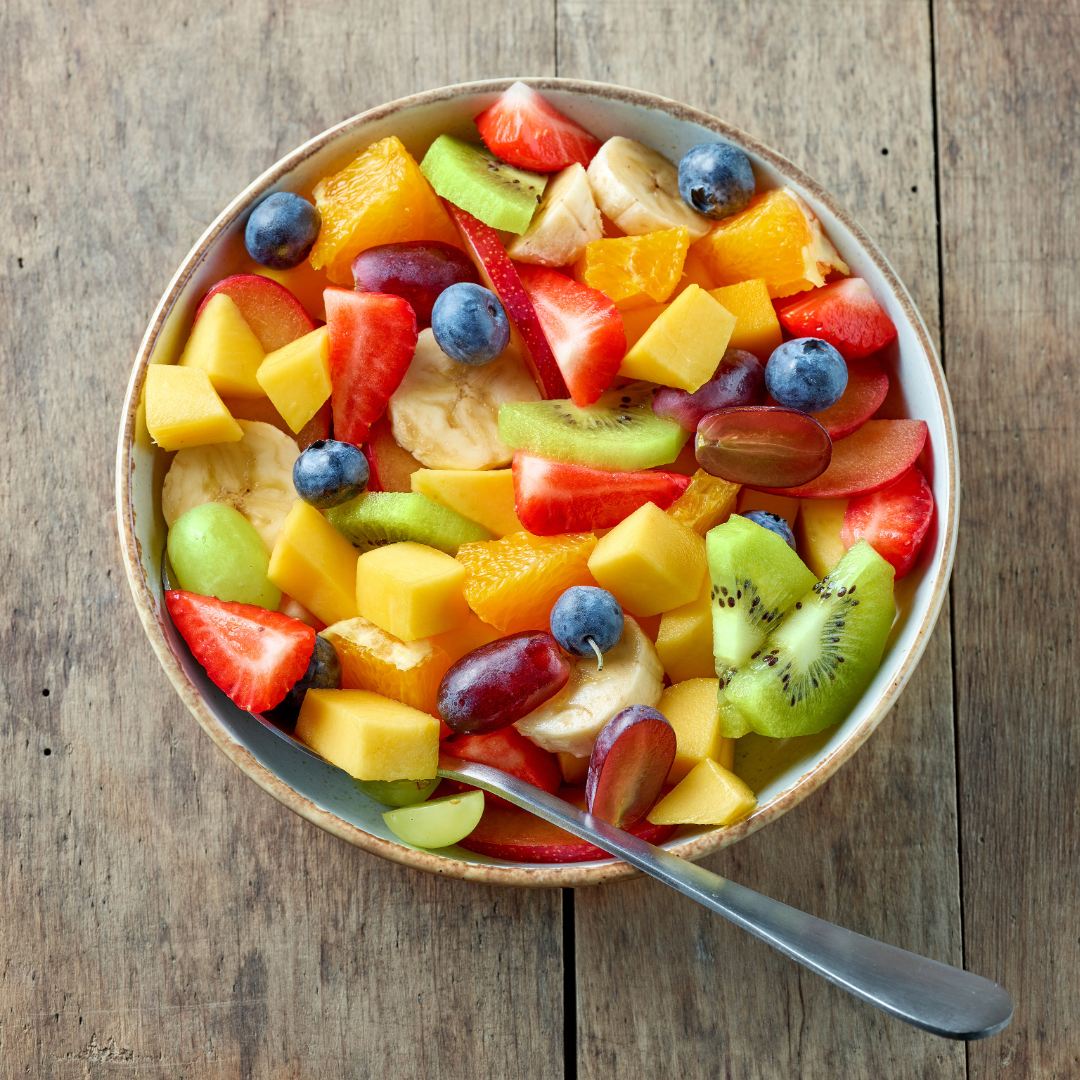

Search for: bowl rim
xmin=115 ymin=76 xmax=958 ymax=888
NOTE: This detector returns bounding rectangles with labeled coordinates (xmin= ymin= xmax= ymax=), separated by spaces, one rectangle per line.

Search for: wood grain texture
xmin=935 ymin=0 xmax=1080 ymax=1075
xmin=558 ymin=3 xmax=964 ymax=1075
xmin=0 ymin=3 xmax=563 ymax=1078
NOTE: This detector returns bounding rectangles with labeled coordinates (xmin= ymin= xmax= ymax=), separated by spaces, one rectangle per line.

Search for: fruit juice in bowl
xmin=117 ymin=79 xmax=956 ymax=886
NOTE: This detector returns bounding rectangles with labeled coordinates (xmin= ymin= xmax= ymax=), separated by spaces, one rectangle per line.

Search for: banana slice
xmin=587 ymin=136 xmax=712 ymax=241
xmin=514 ymin=617 xmax=665 ymax=757
xmin=388 ymin=328 xmax=540 ymax=471
xmin=161 ymin=419 xmax=299 ymax=553
xmin=506 ymin=163 xmax=603 ymax=267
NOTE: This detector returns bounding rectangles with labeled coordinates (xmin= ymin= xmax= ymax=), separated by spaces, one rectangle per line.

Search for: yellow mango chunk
xmin=256 ymin=326 xmax=332 ymax=433
xmin=620 ymin=302 xmax=669 ymax=351
xmin=558 ymin=752 xmax=590 ymax=786
xmin=430 ymin=611 xmax=503 ymax=664
xmin=295 ymin=689 xmax=440 ymax=781
xmin=410 ymin=469 xmax=523 ymax=538
xmin=588 ymin=502 xmax=706 ymax=617
xmin=178 ymin=292 xmax=266 ymax=398
xmin=144 ymin=365 xmax=242 ymax=451
xmin=668 ymin=470 xmax=740 ymax=536
xmin=709 ymin=279 xmax=783 ymax=360
xmin=658 ymin=679 xmax=734 ymax=784
xmin=655 ymin=574 xmax=714 ymax=683
xmin=797 ymin=498 xmax=850 ymax=578
xmin=647 ymin=758 xmax=757 ymax=826
xmin=357 ymin=541 xmax=469 ymax=641
xmin=619 ymin=285 xmax=736 ymax=392
xmin=669 ymin=246 xmax=717 ymax=300
xmin=268 ymin=500 xmax=359 ymax=626
xmin=736 ymin=489 xmax=800 ymax=526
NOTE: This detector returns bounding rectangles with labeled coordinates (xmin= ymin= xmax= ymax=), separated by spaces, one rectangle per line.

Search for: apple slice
xmin=753 ymin=418 xmax=929 ymax=499
xmin=586 ymin=705 xmax=676 ymax=828
xmin=444 ymin=201 xmax=570 ymax=400
xmin=196 ymin=273 xmax=316 ymax=353
xmin=363 ymin=413 xmax=423 ymax=492
xmin=456 ymin=785 xmax=676 ymax=862
xmin=810 ymin=353 xmax=890 ymax=440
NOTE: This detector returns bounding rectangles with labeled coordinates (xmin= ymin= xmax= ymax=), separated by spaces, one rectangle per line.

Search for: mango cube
xmin=736 ymin=489 xmax=800 ymax=526
xmin=557 ymin=752 xmax=590 ymax=786
xmin=646 ymin=758 xmax=757 ymax=826
xmin=587 ymin=502 xmax=706 ymax=617
xmin=268 ymin=500 xmax=359 ymax=626
xmin=655 ymin=574 xmax=715 ymax=683
xmin=295 ymin=689 xmax=440 ymax=781
xmin=797 ymin=498 xmax=849 ymax=578
xmin=430 ymin=611 xmax=503 ymax=664
xmin=410 ymin=469 xmax=523 ymax=537
xmin=709 ymin=279 xmax=783 ymax=360
xmin=658 ymin=679 xmax=734 ymax=784
xmin=619 ymin=302 xmax=669 ymax=351
xmin=144 ymin=365 xmax=242 ymax=450
xmin=357 ymin=541 xmax=469 ymax=641
xmin=178 ymin=292 xmax=266 ymax=398
xmin=669 ymin=246 xmax=717 ymax=299
xmin=256 ymin=326 xmax=332 ymax=432
xmin=619 ymin=284 xmax=737 ymax=392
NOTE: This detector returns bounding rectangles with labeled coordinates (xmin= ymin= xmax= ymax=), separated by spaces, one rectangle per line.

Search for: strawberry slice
xmin=841 ymin=467 xmax=934 ymax=578
xmin=516 ymin=264 xmax=626 ymax=407
xmin=778 ymin=278 xmax=897 ymax=361
xmin=445 ymin=202 xmax=569 ymax=400
xmin=441 ymin=728 xmax=562 ymax=808
xmin=196 ymin=273 xmax=316 ymax=353
xmin=475 ymin=81 xmax=602 ymax=172
xmin=754 ymin=418 xmax=928 ymax=499
xmin=513 ymin=453 xmax=691 ymax=535
xmin=324 ymin=288 xmax=418 ymax=447
xmin=165 ymin=591 xmax=316 ymax=712
xmin=810 ymin=353 xmax=890 ymax=439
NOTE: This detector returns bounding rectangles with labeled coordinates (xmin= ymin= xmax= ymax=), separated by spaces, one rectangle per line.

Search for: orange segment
xmin=457 ymin=532 xmax=598 ymax=634
xmin=430 ymin=611 xmax=503 ymax=664
xmin=692 ymin=188 xmax=848 ymax=299
xmin=309 ymin=136 xmax=460 ymax=285
xmin=573 ymin=227 xmax=690 ymax=305
xmin=667 ymin=470 xmax=740 ymax=535
xmin=321 ymin=617 xmax=453 ymax=716
xmin=669 ymin=246 xmax=717 ymax=300
xmin=708 ymin=279 xmax=783 ymax=360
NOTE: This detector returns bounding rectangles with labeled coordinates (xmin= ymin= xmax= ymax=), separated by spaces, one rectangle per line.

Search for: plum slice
xmin=195 ymin=273 xmax=315 ymax=353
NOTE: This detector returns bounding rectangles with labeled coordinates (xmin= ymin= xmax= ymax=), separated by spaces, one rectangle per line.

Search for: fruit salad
xmin=147 ymin=82 xmax=935 ymax=862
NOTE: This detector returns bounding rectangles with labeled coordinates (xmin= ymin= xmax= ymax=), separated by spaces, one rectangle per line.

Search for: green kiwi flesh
xmin=420 ymin=135 xmax=547 ymax=234
xmin=327 ymin=492 xmax=492 ymax=555
xmin=725 ymin=540 xmax=896 ymax=738
xmin=498 ymin=383 xmax=689 ymax=471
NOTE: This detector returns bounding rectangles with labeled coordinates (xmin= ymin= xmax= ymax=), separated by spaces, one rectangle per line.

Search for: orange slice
xmin=573 ymin=227 xmax=690 ymax=305
xmin=667 ymin=470 xmax=741 ymax=536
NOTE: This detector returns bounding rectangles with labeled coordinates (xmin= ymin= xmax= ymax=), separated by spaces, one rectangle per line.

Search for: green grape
xmin=167 ymin=502 xmax=281 ymax=609
xmin=382 ymin=790 xmax=485 ymax=848
xmin=355 ymin=777 xmax=439 ymax=807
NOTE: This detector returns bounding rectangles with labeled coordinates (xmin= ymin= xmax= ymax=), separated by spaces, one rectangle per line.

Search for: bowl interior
xmin=117 ymin=80 xmax=956 ymax=886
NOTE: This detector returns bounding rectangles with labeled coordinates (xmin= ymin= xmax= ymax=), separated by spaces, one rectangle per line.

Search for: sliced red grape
xmin=695 ymin=406 xmax=833 ymax=488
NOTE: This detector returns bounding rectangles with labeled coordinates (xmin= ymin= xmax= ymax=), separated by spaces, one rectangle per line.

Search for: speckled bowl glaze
xmin=116 ymin=79 xmax=957 ymax=887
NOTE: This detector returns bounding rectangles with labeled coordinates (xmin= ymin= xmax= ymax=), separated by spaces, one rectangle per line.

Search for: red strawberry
xmin=513 ymin=453 xmax=691 ymax=535
xmin=196 ymin=273 xmax=315 ymax=353
xmin=165 ymin=591 xmax=316 ymax=712
xmin=810 ymin=353 xmax=890 ymax=439
xmin=778 ymin=278 xmax=897 ymax=361
xmin=324 ymin=288 xmax=418 ymax=447
xmin=475 ymin=81 xmax=602 ymax=172
xmin=441 ymin=728 xmax=562 ymax=808
xmin=516 ymin=264 xmax=626 ymax=407
xmin=445 ymin=202 xmax=569 ymax=399
xmin=841 ymin=467 xmax=934 ymax=578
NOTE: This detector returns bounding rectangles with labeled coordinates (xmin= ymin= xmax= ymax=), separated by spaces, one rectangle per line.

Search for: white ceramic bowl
xmin=116 ymin=78 xmax=957 ymax=887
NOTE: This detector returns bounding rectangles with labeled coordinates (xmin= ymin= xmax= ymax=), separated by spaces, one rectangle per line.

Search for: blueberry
xmin=265 ymin=635 xmax=342 ymax=731
xmin=293 ymin=440 xmax=369 ymax=509
xmin=678 ymin=143 xmax=756 ymax=220
xmin=245 ymin=192 xmax=321 ymax=270
xmin=430 ymin=282 xmax=510 ymax=365
xmin=550 ymin=586 xmax=624 ymax=668
xmin=765 ymin=338 xmax=848 ymax=413
xmin=741 ymin=511 xmax=797 ymax=551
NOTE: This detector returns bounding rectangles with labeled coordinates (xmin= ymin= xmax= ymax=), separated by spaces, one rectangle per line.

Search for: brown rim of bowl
xmin=116 ymin=77 xmax=958 ymax=889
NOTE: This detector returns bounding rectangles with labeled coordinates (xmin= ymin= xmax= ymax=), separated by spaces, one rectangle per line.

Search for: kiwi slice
xmin=725 ymin=540 xmax=896 ymax=738
xmin=420 ymin=135 xmax=547 ymax=235
xmin=498 ymin=383 xmax=689 ymax=471
xmin=327 ymin=492 xmax=492 ymax=555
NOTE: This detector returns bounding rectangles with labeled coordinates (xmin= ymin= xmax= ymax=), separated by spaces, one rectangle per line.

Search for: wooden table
xmin=2 ymin=1 xmax=1075 ymax=1075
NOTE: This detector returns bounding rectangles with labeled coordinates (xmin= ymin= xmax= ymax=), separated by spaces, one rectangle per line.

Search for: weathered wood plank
xmin=935 ymin=1 xmax=1080 ymax=1075
xmin=0 ymin=3 xmax=562 ymax=1077
xmin=558 ymin=3 xmax=964 ymax=1075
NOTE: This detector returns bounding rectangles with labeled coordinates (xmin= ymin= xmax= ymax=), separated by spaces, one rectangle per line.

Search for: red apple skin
xmin=444 ymin=201 xmax=570 ymax=400
xmin=456 ymin=785 xmax=676 ymax=862
xmin=195 ymin=273 xmax=316 ymax=353
xmin=586 ymin=705 xmax=677 ymax=828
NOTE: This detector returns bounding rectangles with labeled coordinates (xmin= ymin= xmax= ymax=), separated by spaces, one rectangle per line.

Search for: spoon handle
xmin=439 ymin=755 xmax=1012 ymax=1041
